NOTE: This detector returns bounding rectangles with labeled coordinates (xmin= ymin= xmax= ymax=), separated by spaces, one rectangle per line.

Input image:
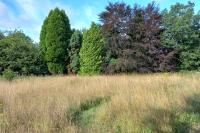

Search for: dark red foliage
xmin=99 ymin=2 xmax=177 ymax=74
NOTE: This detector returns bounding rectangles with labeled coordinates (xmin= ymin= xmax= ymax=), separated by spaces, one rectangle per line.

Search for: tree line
xmin=0 ymin=1 xmax=200 ymax=76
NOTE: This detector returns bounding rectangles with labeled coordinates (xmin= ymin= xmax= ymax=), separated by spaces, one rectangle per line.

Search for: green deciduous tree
xmin=162 ymin=2 xmax=200 ymax=71
xmin=0 ymin=31 xmax=48 ymax=75
xmin=40 ymin=8 xmax=71 ymax=74
xmin=69 ymin=30 xmax=82 ymax=74
xmin=79 ymin=22 xmax=105 ymax=75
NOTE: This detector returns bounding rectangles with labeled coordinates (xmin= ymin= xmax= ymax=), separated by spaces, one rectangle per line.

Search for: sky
xmin=0 ymin=0 xmax=199 ymax=42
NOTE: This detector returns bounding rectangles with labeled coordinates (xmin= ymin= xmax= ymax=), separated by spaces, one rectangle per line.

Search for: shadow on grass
xmin=144 ymin=94 xmax=200 ymax=133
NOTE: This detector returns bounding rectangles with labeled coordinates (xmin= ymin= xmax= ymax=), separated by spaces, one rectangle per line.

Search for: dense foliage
xmin=40 ymin=8 xmax=71 ymax=74
xmin=99 ymin=2 xmax=178 ymax=73
xmin=1 ymin=1 xmax=200 ymax=76
xmin=68 ymin=30 xmax=82 ymax=74
xmin=161 ymin=2 xmax=200 ymax=71
xmin=2 ymin=69 xmax=15 ymax=81
xmin=79 ymin=23 xmax=105 ymax=75
xmin=0 ymin=31 xmax=48 ymax=75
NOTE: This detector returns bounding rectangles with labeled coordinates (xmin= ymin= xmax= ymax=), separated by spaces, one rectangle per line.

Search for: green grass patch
xmin=171 ymin=112 xmax=200 ymax=133
xmin=67 ymin=96 xmax=110 ymax=127
xmin=146 ymin=94 xmax=200 ymax=133
xmin=0 ymin=99 xmax=4 ymax=128
xmin=0 ymin=99 xmax=3 ymax=114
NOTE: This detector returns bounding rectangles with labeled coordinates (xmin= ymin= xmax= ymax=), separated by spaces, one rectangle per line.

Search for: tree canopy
xmin=162 ymin=2 xmax=200 ymax=70
xmin=100 ymin=2 xmax=177 ymax=73
xmin=0 ymin=31 xmax=48 ymax=75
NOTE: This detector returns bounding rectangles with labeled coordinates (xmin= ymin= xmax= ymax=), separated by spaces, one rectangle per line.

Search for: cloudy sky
xmin=0 ymin=0 xmax=199 ymax=42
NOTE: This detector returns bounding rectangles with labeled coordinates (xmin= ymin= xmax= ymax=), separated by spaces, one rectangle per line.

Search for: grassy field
xmin=0 ymin=73 xmax=200 ymax=133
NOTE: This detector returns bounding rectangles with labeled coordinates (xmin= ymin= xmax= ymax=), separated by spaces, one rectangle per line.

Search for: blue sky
xmin=0 ymin=0 xmax=199 ymax=42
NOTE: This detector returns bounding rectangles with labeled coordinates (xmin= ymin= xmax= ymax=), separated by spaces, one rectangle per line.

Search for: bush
xmin=3 ymin=69 xmax=15 ymax=81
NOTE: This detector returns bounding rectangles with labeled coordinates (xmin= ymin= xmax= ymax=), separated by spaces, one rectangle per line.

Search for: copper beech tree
xmin=100 ymin=2 xmax=177 ymax=73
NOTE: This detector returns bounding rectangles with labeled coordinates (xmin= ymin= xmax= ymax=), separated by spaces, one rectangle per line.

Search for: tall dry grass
xmin=0 ymin=73 xmax=200 ymax=133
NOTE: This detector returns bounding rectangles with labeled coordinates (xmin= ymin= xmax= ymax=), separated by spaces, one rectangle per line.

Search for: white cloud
xmin=15 ymin=0 xmax=40 ymax=20
xmin=0 ymin=0 xmax=76 ymax=42
xmin=0 ymin=0 xmax=98 ymax=42
xmin=0 ymin=1 xmax=19 ymax=29
xmin=85 ymin=7 xmax=93 ymax=18
xmin=0 ymin=1 xmax=7 ymax=16
xmin=84 ymin=5 xmax=99 ymax=24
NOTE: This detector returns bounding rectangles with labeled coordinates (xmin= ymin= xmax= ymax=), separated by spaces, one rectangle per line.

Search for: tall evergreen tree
xmin=40 ymin=17 xmax=48 ymax=59
xmin=40 ymin=8 xmax=71 ymax=74
xmin=79 ymin=22 xmax=105 ymax=75
xmin=68 ymin=30 xmax=82 ymax=74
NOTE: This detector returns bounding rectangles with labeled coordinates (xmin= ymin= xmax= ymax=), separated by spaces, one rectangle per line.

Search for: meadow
xmin=0 ymin=73 xmax=200 ymax=133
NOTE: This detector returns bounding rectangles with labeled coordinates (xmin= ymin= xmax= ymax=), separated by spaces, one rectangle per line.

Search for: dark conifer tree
xmin=69 ymin=30 xmax=82 ymax=74
xmin=40 ymin=8 xmax=71 ymax=74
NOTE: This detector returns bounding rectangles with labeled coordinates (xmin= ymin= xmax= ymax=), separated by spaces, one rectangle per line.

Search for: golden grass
xmin=0 ymin=73 xmax=200 ymax=133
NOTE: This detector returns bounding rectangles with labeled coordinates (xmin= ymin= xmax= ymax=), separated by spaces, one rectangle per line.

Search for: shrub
xmin=3 ymin=69 xmax=15 ymax=81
